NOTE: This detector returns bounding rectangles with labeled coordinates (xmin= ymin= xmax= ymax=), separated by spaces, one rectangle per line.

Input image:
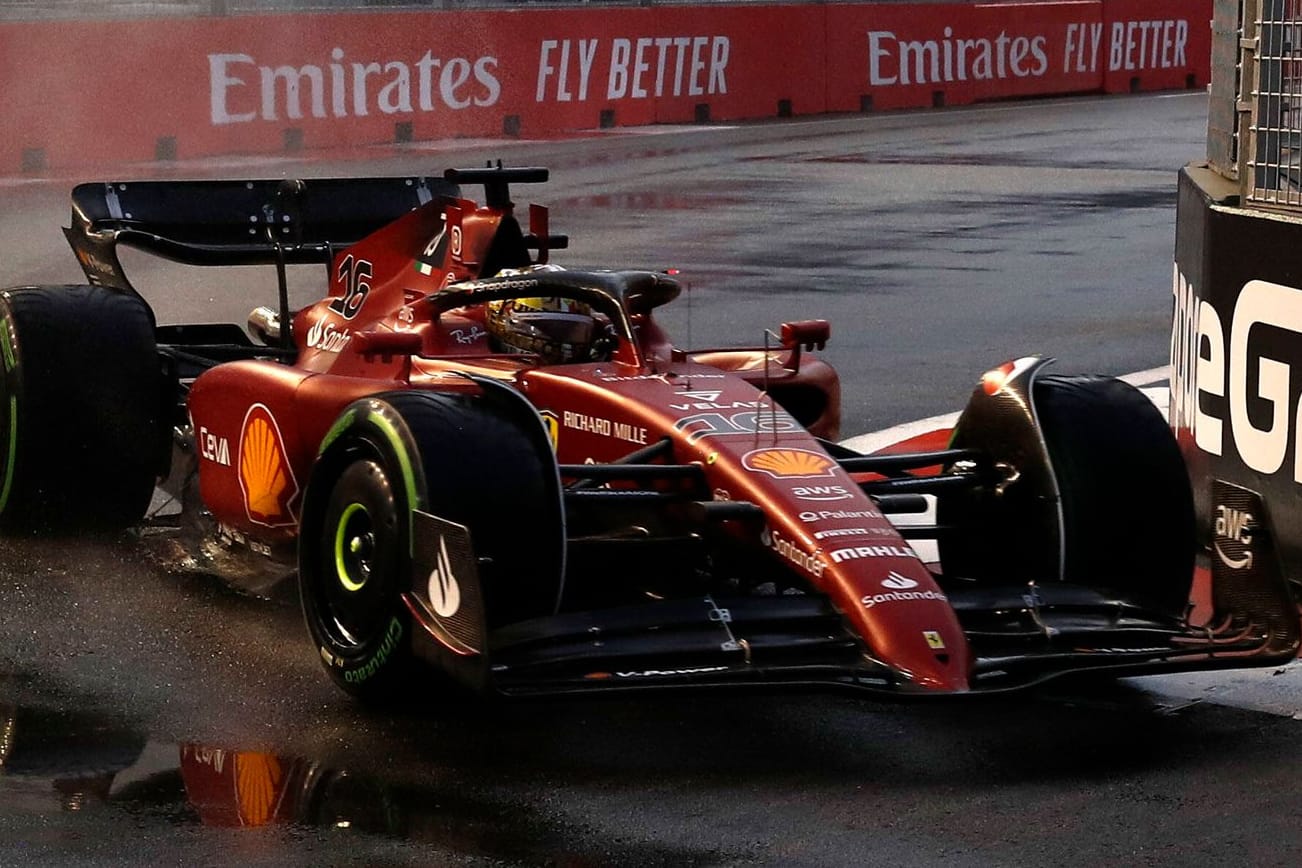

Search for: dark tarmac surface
xmin=2 ymin=91 xmax=1198 ymax=434
xmin=6 ymin=92 xmax=1298 ymax=866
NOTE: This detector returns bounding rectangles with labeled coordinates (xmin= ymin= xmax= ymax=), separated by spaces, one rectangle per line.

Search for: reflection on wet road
xmin=0 ymin=699 xmax=739 ymax=866
xmin=6 ymin=663 xmax=1302 ymax=866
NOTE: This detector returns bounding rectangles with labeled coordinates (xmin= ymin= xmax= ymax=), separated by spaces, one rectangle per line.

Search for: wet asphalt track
xmin=7 ymin=92 xmax=1302 ymax=866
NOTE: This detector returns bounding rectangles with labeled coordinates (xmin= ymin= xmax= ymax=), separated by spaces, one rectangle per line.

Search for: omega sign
xmin=1171 ymin=270 xmax=1302 ymax=480
xmin=208 ymin=47 xmax=501 ymax=125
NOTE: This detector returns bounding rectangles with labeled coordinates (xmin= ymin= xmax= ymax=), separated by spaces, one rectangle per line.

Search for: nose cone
xmin=843 ymin=561 xmax=971 ymax=693
xmin=878 ymin=626 xmax=970 ymax=692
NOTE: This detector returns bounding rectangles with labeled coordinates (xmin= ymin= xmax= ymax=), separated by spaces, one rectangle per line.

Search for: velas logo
xmin=238 ymin=404 xmax=299 ymax=527
xmin=742 ymin=447 xmax=836 ymax=479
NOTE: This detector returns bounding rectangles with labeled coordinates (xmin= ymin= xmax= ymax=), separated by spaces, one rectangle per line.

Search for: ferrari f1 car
xmin=1 ymin=166 xmax=1297 ymax=701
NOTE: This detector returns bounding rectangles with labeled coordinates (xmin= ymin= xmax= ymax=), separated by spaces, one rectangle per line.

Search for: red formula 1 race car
xmin=1 ymin=166 xmax=1296 ymax=701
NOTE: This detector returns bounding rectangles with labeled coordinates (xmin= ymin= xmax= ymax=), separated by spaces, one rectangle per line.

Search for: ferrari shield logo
xmin=540 ymin=410 xmax=559 ymax=450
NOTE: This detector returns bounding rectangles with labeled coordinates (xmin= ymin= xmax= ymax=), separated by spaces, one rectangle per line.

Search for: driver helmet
xmin=486 ymin=295 xmax=595 ymax=364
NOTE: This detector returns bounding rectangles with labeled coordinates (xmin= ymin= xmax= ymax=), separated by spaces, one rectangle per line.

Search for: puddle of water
xmin=0 ymin=701 xmax=734 ymax=865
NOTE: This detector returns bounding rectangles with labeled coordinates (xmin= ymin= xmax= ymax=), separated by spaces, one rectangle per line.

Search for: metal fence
xmin=1245 ymin=0 xmax=1302 ymax=206
xmin=1206 ymin=0 xmax=1242 ymax=180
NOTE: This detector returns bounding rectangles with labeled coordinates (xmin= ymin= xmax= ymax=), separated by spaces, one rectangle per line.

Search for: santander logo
xmin=881 ymin=572 xmax=919 ymax=590
xmin=305 ymin=319 xmax=351 ymax=353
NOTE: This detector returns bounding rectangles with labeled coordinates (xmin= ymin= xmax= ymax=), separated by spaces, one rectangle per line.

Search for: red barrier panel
xmin=1101 ymin=0 xmax=1210 ymax=92
xmin=0 ymin=1 xmax=1210 ymax=175
xmin=826 ymin=2 xmax=1104 ymax=113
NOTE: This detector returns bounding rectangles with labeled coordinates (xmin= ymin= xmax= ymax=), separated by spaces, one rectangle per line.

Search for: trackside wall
xmin=0 ymin=0 xmax=1210 ymax=173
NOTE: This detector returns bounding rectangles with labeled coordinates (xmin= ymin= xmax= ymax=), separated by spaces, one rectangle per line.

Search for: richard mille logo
xmin=427 ymin=535 xmax=462 ymax=618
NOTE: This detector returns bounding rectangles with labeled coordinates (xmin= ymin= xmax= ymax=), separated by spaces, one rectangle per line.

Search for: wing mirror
xmin=780 ymin=319 xmax=830 ymax=371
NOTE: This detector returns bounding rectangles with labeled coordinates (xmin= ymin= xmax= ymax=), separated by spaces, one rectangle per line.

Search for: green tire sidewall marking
xmin=333 ymin=501 xmax=370 ymax=592
xmin=0 ymin=319 xmax=14 ymax=370
xmin=0 ymin=322 xmax=17 ymax=513
xmin=362 ymin=406 xmax=422 ymax=556
xmin=318 ymin=398 xmax=424 ymax=563
xmin=342 ymin=615 xmax=404 ymax=684
xmin=364 ymin=409 xmax=419 ymax=516
xmin=318 ymin=406 xmax=358 ymax=457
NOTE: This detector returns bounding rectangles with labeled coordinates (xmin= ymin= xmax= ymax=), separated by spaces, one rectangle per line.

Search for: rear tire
xmin=0 ymin=285 xmax=162 ymax=530
xmin=1033 ymin=374 xmax=1194 ymax=616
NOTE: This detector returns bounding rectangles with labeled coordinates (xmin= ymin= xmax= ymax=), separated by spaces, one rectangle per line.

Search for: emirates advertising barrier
xmin=0 ymin=0 xmax=1209 ymax=173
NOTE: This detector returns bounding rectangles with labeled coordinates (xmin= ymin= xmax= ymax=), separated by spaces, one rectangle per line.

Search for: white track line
xmin=841 ymin=365 xmax=1170 ymax=454
xmin=841 ymin=413 xmax=962 ymax=455
xmin=1117 ymin=365 xmax=1170 ymax=387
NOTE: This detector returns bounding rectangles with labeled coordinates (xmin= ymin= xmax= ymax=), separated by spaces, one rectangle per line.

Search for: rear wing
xmin=63 ymin=176 xmax=460 ymax=292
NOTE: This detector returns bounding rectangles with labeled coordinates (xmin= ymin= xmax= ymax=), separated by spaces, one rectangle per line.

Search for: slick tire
xmin=1033 ymin=374 xmax=1194 ymax=617
xmin=0 ymin=285 xmax=162 ymax=531
xmin=299 ymin=390 xmax=563 ymax=702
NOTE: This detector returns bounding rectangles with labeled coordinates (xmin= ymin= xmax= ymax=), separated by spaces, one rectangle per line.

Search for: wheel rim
xmin=333 ymin=502 xmax=375 ymax=593
xmin=315 ymin=460 xmax=402 ymax=653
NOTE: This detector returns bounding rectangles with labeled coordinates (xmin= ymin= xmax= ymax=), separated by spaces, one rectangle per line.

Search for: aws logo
xmin=238 ymin=404 xmax=299 ymax=527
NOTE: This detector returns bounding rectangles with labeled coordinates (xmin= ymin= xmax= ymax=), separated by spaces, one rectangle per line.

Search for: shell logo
xmin=238 ymin=404 xmax=299 ymax=527
xmin=234 ymin=752 xmax=284 ymax=827
xmin=742 ymin=448 xmax=836 ymax=479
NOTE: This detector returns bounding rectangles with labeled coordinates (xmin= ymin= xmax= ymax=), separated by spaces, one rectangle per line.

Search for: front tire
xmin=1034 ymin=374 xmax=1194 ymax=616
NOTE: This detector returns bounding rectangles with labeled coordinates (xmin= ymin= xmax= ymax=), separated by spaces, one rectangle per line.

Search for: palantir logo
xmin=881 ymin=571 xmax=918 ymax=590
xmin=427 ymin=535 xmax=462 ymax=618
